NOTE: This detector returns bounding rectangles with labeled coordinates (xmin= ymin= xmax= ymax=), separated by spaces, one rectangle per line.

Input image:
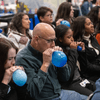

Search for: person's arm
xmin=78 ymin=50 xmax=100 ymax=73
xmin=61 ymin=42 xmax=83 ymax=81
xmin=90 ymin=2 xmax=93 ymax=8
xmin=0 ymin=83 xmax=9 ymax=100
xmin=81 ymin=2 xmax=88 ymax=15
xmin=0 ymin=66 xmax=23 ymax=100
xmin=57 ymin=49 xmax=79 ymax=82
xmin=67 ymin=49 xmax=78 ymax=79
xmin=57 ymin=63 xmax=71 ymax=82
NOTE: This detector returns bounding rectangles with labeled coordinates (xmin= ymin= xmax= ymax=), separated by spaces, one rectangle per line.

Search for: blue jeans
xmin=51 ymin=89 xmax=88 ymax=100
xmin=91 ymin=78 xmax=100 ymax=100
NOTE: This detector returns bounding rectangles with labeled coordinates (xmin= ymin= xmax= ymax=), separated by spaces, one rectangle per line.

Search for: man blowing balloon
xmin=15 ymin=23 xmax=88 ymax=100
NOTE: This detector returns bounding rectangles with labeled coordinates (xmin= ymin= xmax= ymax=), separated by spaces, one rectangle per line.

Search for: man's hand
xmin=41 ymin=46 xmax=62 ymax=73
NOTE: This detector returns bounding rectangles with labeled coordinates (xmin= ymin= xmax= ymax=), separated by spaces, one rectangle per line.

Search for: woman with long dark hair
xmin=55 ymin=2 xmax=74 ymax=26
xmin=8 ymin=12 xmax=32 ymax=51
xmin=72 ymin=16 xmax=100 ymax=82
xmin=87 ymin=6 xmax=100 ymax=29
xmin=0 ymin=38 xmax=24 ymax=100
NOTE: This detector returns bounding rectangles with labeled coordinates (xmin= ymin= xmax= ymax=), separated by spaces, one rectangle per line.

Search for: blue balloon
xmin=60 ymin=20 xmax=70 ymax=27
xmin=0 ymin=29 xmax=2 ymax=33
xmin=77 ymin=46 xmax=82 ymax=51
xmin=52 ymin=51 xmax=67 ymax=67
xmin=12 ymin=69 xmax=27 ymax=86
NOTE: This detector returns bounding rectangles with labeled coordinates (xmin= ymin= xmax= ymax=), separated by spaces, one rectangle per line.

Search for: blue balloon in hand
xmin=60 ymin=20 xmax=70 ymax=27
xmin=77 ymin=46 xmax=82 ymax=51
xmin=52 ymin=51 xmax=67 ymax=67
xmin=12 ymin=69 xmax=27 ymax=86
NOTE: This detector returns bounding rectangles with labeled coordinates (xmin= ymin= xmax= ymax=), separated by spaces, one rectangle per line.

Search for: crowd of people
xmin=1 ymin=0 xmax=100 ymax=100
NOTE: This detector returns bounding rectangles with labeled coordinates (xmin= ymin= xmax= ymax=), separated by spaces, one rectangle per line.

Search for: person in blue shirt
xmin=81 ymin=0 xmax=93 ymax=16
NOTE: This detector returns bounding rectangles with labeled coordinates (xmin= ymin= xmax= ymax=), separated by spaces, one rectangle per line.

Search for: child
xmin=55 ymin=24 xmax=95 ymax=96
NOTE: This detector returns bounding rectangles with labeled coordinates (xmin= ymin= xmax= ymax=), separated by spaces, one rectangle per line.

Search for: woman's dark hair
xmin=37 ymin=6 xmax=53 ymax=22
xmin=8 ymin=12 xmax=31 ymax=39
xmin=0 ymin=38 xmax=18 ymax=82
xmin=72 ymin=16 xmax=87 ymax=41
xmin=55 ymin=24 xmax=70 ymax=47
xmin=55 ymin=2 xmax=72 ymax=22
xmin=87 ymin=6 xmax=100 ymax=28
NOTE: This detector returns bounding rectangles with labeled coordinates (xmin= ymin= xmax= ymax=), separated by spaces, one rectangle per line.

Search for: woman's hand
xmin=2 ymin=66 xmax=24 ymax=85
xmin=70 ymin=41 xmax=85 ymax=50
xmin=79 ymin=42 xmax=85 ymax=50
xmin=70 ymin=41 xmax=79 ymax=49
xmin=56 ymin=19 xmax=64 ymax=26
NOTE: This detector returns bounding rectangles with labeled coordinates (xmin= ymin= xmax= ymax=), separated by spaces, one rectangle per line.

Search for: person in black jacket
xmin=72 ymin=16 xmax=100 ymax=82
xmin=55 ymin=24 xmax=95 ymax=96
xmin=0 ymin=38 xmax=24 ymax=100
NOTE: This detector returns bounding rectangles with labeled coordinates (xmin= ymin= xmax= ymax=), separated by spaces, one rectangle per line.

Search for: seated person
xmin=87 ymin=6 xmax=100 ymax=29
xmin=81 ymin=0 xmax=92 ymax=16
xmin=8 ymin=12 xmax=32 ymax=51
xmin=55 ymin=24 xmax=96 ymax=96
xmin=55 ymin=2 xmax=74 ymax=25
xmin=72 ymin=16 xmax=100 ymax=82
xmin=0 ymin=38 xmax=24 ymax=100
xmin=15 ymin=23 xmax=88 ymax=100
xmin=37 ymin=6 xmax=55 ymax=28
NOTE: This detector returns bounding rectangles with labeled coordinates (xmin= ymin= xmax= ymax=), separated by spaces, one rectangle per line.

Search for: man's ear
xmin=40 ymin=16 xmax=44 ymax=22
xmin=34 ymin=35 xmax=39 ymax=44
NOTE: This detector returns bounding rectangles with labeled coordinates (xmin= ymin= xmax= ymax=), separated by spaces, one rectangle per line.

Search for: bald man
xmin=15 ymin=23 xmax=88 ymax=100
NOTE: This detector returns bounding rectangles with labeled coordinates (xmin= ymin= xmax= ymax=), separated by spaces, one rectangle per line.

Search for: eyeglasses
xmin=38 ymin=36 xmax=56 ymax=43
xmin=45 ymin=13 xmax=54 ymax=17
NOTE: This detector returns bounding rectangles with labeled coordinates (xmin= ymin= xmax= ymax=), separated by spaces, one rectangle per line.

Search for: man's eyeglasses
xmin=38 ymin=36 xmax=56 ymax=43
